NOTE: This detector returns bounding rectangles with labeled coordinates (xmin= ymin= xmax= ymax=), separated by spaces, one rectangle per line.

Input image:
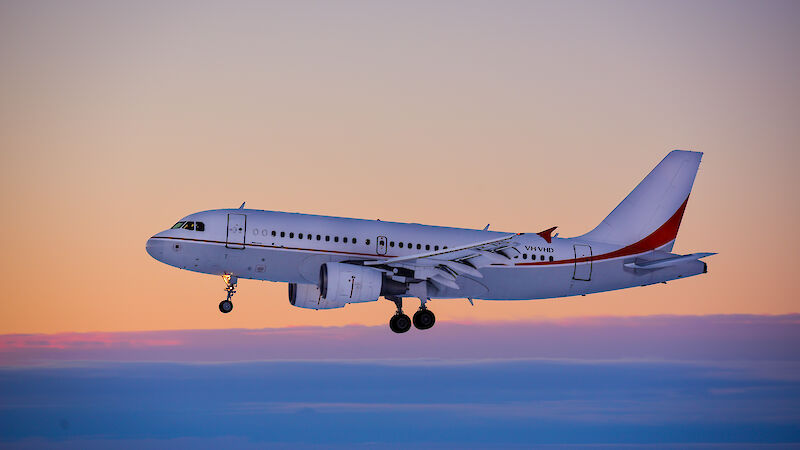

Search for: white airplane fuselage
xmin=146 ymin=150 xmax=713 ymax=332
xmin=146 ymin=208 xmax=704 ymax=300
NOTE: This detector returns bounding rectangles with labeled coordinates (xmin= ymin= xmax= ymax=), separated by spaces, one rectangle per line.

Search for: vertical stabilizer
xmin=579 ymin=150 xmax=702 ymax=249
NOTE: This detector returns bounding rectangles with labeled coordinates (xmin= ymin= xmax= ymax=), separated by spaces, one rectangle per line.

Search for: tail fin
xmin=579 ymin=150 xmax=702 ymax=250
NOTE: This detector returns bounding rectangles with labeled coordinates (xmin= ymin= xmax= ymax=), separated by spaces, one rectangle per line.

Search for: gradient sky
xmin=1 ymin=0 xmax=799 ymax=333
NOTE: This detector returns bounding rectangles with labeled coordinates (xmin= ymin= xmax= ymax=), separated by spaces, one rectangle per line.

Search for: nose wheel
xmin=219 ymin=274 xmax=237 ymax=314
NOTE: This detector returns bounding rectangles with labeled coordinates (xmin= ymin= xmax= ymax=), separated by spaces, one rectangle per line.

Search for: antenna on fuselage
xmin=238 ymin=202 xmax=246 ymax=209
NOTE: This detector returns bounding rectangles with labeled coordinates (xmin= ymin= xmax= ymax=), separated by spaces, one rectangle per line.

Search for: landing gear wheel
xmin=219 ymin=300 xmax=233 ymax=314
xmin=413 ymin=309 xmax=435 ymax=330
xmin=389 ymin=314 xmax=412 ymax=334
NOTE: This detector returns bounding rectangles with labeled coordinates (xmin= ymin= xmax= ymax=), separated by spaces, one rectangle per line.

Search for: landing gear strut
xmin=219 ymin=274 xmax=237 ymax=314
xmin=387 ymin=297 xmax=411 ymax=334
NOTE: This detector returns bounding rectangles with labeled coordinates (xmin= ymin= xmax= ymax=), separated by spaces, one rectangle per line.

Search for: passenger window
xmin=532 ymin=254 xmax=536 ymax=260
xmin=416 ymin=244 xmax=421 ymax=250
xmin=353 ymin=238 xmax=357 ymax=244
xmin=407 ymin=242 xmax=412 ymax=249
xmin=307 ymin=234 xmax=312 ymax=240
xmin=549 ymin=256 xmax=554 ymax=261
xmin=390 ymin=241 xmax=395 ymax=247
xmin=171 ymin=222 xmax=185 ymax=229
xmin=540 ymin=255 xmax=545 ymax=261
xmin=334 ymin=236 xmax=339 ymax=242
xmin=271 ymin=231 xmax=276 ymax=237
xmin=280 ymin=232 xmax=285 ymax=237
xmin=317 ymin=235 xmax=321 ymax=240
xmin=434 ymin=245 xmax=439 ymax=251
xmin=399 ymin=242 xmax=404 ymax=248
xmin=443 ymin=246 xmax=448 ymax=249
xmin=182 ymin=222 xmax=195 ymax=231
xmin=299 ymin=233 xmax=303 ymax=239
xmin=365 ymin=239 xmax=370 ymax=245
xmin=325 ymin=236 xmax=330 ymax=241
xmin=195 ymin=222 xmax=205 ymax=231
xmin=425 ymin=244 xmax=430 ymax=251
xmin=522 ymin=254 xmax=528 ymax=259
xmin=343 ymin=237 xmax=348 ymax=243
xmin=289 ymin=232 xmax=294 ymax=238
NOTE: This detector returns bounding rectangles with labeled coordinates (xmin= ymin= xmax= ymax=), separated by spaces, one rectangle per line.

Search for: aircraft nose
xmin=146 ymin=237 xmax=164 ymax=261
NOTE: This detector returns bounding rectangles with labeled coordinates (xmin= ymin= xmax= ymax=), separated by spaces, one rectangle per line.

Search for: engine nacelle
xmin=289 ymin=282 xmax=337 ymax=310
xmin=319 ymin=262 xmax=406 ymax=307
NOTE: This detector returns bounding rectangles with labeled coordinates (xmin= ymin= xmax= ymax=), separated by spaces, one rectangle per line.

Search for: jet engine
xmin=320 ymin=262 xmax=406 ymax=306
xmin=289 ymin=263 xmax=407 ymax=310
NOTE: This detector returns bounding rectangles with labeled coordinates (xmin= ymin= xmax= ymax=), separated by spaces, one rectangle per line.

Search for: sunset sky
xmin=1 ymin=0 xmax=798 ymax=335
xmin=1 ymin=1 xmax=799 ymax=447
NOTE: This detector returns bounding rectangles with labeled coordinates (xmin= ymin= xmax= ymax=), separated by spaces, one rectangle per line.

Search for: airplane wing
xmin=363 ymin=233 xmax=520 ymax=290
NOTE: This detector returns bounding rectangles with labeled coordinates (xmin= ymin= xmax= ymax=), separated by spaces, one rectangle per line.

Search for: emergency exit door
xmin=376 ymin=236 xmax=387 ymax=255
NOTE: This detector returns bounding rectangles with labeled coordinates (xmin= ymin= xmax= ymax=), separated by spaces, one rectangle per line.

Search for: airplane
xmin=146 ymin=150 xmax=714 ymax=333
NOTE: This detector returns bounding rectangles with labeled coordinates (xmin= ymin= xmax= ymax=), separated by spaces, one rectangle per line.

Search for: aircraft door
xmin=376 ymin=236 xmax=387 ymax=255
xmin=573 ymin=244 xmax=592 ymax=281
xmin=226 ymin=214 xmax=247 ymax=249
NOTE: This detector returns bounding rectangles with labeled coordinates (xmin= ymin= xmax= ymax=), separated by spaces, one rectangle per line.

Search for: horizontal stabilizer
xmin=624 ymin=252 xmax=716 ymax=270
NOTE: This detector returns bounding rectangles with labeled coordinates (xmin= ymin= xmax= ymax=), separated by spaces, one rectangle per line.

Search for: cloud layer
xmin=0 ymin=315 xmax=799 ymax=447
xmin=2 ymin=315 xmax=798 ymax=365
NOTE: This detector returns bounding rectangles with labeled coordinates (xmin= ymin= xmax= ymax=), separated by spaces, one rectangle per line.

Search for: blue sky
xmin=1 ymin=315 xmax=799 ymax=448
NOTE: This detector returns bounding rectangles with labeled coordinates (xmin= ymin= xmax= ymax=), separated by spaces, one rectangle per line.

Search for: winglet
xmin=537 ymin=226 xmax=557 ymax=243
xmin=483 ymin=224 xmax=490 ymax=231
xmin=238 ymin=202 xmax=246 ymax=209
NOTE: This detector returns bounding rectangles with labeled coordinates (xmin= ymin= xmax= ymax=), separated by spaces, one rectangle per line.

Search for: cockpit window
xmin=171 ymin=220 xmax=204 ymax=231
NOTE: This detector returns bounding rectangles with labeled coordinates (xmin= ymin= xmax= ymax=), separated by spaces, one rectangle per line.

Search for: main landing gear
xmin=387 ymin=297 xmax=435 ymax=333
xmin=219 ymin=274 xmax=237 ymax=314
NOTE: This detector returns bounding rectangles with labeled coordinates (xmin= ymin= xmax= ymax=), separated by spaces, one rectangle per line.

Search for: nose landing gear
xmin=219 ymin=274 xmax=237 ymax=314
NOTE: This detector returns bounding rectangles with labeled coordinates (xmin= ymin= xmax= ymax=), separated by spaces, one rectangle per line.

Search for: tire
xmin=389 ymin=313 xmax=411 ymax=333
xmin=219 ymin=300 xmax=233 ymax=313
xmin=413 ymin=309 xmax=435 ymax=330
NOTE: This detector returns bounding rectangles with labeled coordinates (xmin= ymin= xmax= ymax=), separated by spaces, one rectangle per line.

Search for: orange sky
xmin=0 ymin=1 xmax=798 ymax=333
